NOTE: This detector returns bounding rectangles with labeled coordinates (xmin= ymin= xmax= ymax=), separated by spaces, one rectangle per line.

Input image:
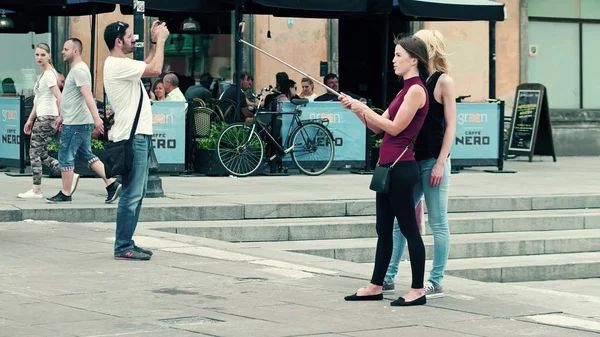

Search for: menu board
xmin=508 ymin=89 xmax=541 ymax=152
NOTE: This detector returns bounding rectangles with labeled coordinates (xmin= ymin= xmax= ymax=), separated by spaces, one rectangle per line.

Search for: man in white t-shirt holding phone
xmin=103 ymin=20 xmax=169 ymax=260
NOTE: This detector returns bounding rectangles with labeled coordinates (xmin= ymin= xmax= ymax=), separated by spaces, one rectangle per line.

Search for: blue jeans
xmin=114 ymin=134 xmax=152 ymax=254
xmin=384 ymin=157 xmax=451 ymax=286
xmin=58 ymin=124 xmax=98 ymax=171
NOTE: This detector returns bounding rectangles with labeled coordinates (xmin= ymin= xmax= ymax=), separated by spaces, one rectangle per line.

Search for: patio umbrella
xmin=120 ymin=0 xmax=242 ymax=16
xmin=394 ymin=0 xmax=506 ymax=22
xmin=0 ymin=0 xmax=118 ymax=16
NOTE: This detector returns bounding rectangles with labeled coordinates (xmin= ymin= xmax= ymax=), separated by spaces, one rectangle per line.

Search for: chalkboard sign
xmin=508 ymin=89 xmax=540 ymax=151
xmin=506 ymin=83 xmax=556 ymax=162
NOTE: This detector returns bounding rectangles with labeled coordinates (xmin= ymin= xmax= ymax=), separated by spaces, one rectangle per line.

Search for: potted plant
xmin=44 ymin=137 xmax=107 ymax=178
xmin=194 ymin=121 xmax=266 ymax=176
xmin=194 ymin=121 xmax=230 ymax=176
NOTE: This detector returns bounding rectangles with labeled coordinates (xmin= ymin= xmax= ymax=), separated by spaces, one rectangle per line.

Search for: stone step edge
xmin=444 ymin=252 xmax=600 ymax=283
xmin=358 ymin=252 xmax=600 ymax=283
xmin=235 ymin=229 xmax=600 ymax=251
xmin=2 ymin=193 xmax=600 ymax=222
xmin=145 ymin=208 xmax=600 ymax=228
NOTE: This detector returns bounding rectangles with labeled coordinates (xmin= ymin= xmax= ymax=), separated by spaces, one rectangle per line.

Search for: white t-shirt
xmin=33 ymin=69 xmax=59 ymax=117
xmin=61 ymin=62 xmax=93 ymax=125
xmin=103 ymin=56 xmax=152 ymax=142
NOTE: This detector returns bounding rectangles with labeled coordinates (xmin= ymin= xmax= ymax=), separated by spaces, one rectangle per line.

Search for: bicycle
xmin=216 ymin=87 xmax=335 ymax=177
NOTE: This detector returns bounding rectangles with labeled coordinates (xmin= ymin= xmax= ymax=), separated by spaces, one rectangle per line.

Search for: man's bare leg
xmin=61 ymin=170 xmax=75 ymax=196
xmin=89 ymin=160 xmax=115 ymax=186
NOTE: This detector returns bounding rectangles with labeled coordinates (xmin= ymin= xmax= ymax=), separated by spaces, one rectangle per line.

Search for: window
xmin=582 ymin=24 xmax=600 ymax=108
xmin=527 ymin=22 xmax=579 ymax=109
xmin=528 ymin=0 xmax=600 ymax=109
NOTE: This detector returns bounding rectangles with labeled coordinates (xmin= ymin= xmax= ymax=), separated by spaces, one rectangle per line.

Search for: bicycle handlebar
xmin=455 ymin=95 xmax=471 ymax=102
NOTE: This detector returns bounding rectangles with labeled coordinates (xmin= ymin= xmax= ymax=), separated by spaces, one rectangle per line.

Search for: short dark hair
xmin=323 ymin=73 xmax=338 ymax=84
xmin=200 ymin=72 xmax=213 ymax=88
xmin=104 ymin=21 xmax=129 ymax=51
xmin=275 ymin=72 xmax=289 ymax=86
xmin=234 ymin=71 xmax=251 ymax=82
xmin=67 ymin=37 xmax=83 ymax=52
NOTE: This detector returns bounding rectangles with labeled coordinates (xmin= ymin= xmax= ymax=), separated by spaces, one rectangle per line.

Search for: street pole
xmin=133 ymin=0 xmax=164 ymax=197
xmin=489 ymin=0 xmax=496 ymax=100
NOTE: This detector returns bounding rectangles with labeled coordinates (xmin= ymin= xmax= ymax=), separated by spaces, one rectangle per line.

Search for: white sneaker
xmin=70 ymin=173 xmax=80 ymax=195
xmin=18 ymin=189 xmax=43 ymax=199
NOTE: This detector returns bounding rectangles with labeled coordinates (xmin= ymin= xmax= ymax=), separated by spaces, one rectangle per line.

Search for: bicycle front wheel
xmin=217 ymin=123 xmax=264 ymax=177
xmin=290 ymin=122 xmax=335 ymax=176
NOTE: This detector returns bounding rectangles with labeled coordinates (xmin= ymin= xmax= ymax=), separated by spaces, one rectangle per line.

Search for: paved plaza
xmin=1 ymin=157 xmax=599 ymax=336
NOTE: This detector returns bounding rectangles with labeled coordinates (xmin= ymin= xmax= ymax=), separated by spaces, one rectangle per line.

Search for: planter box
xmin=43 ymin=149 xmax=106 ymax=178
xmin=194 ymin=148 xmax=229 ymax=176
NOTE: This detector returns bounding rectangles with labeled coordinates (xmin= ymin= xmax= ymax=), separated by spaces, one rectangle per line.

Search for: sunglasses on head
xmin=116 ymin=21 xmax=127 ymax=38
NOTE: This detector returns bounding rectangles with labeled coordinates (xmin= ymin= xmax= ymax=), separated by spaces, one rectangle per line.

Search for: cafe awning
xmin=0 ymin=0 xmax=117 ymax=16
xmin=395 ymin=0 xmax=506 ymax=22
xmin=241 ymin=0 xmax=391 ymax=18
xmin=241 ymin=0 xmax=505 ymax=21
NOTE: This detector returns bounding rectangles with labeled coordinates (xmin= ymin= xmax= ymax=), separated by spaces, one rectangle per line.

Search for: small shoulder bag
xmin=367 ymin=113 xmax=415 ymax=193
xmin=103 ymin=84 xmax=144 ymax=179
xmin=369 ymin=140 xmax=414 ymax=193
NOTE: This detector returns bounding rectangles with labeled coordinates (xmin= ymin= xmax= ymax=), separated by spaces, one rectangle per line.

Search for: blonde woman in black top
xmin=384 ymin=29 xmax=457 ymax=299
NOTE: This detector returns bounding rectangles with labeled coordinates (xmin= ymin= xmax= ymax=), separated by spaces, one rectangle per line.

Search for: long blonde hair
xmin=414 ymin=29 xmax=450 ymax=74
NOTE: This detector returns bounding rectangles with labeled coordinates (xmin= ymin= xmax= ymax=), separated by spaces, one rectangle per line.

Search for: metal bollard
xmin=145 ymin=147 xmax=164 ymax=198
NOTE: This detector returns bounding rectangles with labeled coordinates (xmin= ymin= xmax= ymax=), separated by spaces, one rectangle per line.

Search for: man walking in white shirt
xmin=47 ymin=38 xmax=122 ymax=204
xmin=103 ymin=20 xmax=169 ymax=260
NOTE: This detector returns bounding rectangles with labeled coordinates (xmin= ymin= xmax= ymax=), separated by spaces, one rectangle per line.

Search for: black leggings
xmin=371 ymin=160 xmax=425 ymax=289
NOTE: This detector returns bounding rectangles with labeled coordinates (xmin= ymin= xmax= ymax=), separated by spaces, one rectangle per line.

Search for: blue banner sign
xmin=151 ymin=101 xmax=186 ymax=168
xmin=279 ymin=101 xmax=366 ymax=162
xmin=0 ymin=97 xmax=21 ymax=161
xmin=451 ymin=102 xmax=500 ymax=160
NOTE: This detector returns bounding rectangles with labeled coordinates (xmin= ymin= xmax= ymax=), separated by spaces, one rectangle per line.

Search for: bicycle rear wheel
xmin=290 ymin=122 xmax=335 ymax=176
xmin=217 ymin=123 xmax=264 ymax=177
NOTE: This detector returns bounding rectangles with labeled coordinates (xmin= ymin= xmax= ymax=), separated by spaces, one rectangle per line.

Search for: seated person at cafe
xmin=185 ymin=72 xmax=214 ymax=103
xmin=220 ymin=71 xmax=255 ymax=121
xmin=163 ymin=73 xmax=188 ymax=112
xmin=263 ymin=72 xmax=289 ymax=111
xmin=314 ymin=73 xmax=365 ymax=102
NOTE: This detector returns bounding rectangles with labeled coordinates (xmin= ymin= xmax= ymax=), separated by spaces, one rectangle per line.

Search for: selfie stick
xmin=237 ymin=22 xmax=342 ymax=98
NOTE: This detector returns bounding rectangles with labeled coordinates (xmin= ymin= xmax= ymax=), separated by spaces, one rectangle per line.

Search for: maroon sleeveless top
xmin=379 ymin=76 xmax=429 ymax=164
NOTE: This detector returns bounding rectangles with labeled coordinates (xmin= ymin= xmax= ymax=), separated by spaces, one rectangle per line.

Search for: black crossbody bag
xmin=103 ymin=85 xmax=143 ymax=179
xmin=369 ymin=138 xmax=414 ymax=193
xmin=367 ymin=111 xmax=416 ymax=193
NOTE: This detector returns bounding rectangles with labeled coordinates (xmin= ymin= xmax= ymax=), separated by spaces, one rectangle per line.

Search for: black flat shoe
xmin=344 ymin=293 xmax=384 ymax=301
xmin=390 ymin=295 xmax=426 ymax=306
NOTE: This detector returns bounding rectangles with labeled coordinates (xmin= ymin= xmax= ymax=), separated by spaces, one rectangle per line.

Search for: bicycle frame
xmin=245 ymin=87 xmax=330 ymax=158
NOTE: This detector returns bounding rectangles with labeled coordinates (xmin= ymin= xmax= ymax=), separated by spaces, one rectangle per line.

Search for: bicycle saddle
xmin=291 ymin=98 xmax=309 ymax=106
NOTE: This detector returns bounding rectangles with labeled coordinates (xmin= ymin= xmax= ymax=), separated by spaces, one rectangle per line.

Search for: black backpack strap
xmin=129 ymin=83 xmax=144 ymax=140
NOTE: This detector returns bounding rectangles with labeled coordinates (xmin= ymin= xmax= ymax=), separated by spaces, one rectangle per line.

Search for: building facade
xmin=2 ymin=1 xmax=598 ymax=155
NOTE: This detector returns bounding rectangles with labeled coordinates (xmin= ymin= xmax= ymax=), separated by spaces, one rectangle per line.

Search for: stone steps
xmin=140 ymin=200 xmax=600 ymax=283
xmin=360 ymin=252 xmax=600 ymax=283
xmin=2 ymin=193 xmax=600 ymax=223
xmin=444 ymin=252 xmax=600 ymax=282
xmin=153 ymin=209 xmax=600 ymax=242
xmin=231 ymin=229 xmax=600 ymax=263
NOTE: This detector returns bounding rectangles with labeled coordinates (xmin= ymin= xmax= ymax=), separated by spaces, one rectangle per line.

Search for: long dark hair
xmin=393 ymin=35 xmax=430 ymax=87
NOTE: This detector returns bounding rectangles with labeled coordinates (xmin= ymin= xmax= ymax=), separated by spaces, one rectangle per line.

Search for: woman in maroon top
xmin=340 ymin=35 xmax=430 ymax=306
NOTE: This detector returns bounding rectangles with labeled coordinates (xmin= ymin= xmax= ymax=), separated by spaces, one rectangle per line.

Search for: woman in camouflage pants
xmin=18 ymin=43 xmax=62 ymax=199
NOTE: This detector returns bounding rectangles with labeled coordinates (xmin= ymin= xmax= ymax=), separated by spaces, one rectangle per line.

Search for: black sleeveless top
xmin=414 ymin=71 xmax=446 ymax=161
